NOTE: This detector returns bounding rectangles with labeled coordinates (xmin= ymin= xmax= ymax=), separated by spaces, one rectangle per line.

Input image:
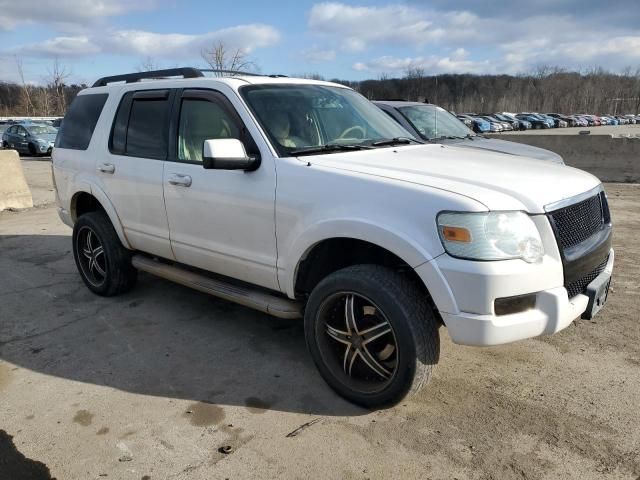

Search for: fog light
xmin=494 ymin=294 xmax=536 ymax=316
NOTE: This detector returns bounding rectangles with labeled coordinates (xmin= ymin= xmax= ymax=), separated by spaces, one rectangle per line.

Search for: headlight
xmin=437 ymin=211 xmax=544 ymax=263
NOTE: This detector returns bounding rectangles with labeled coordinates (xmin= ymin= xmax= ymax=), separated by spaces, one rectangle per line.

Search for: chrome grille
xmin=548 ymin=192 xmax=607 ymax=251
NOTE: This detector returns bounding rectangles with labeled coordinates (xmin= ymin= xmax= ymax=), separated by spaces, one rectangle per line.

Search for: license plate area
xmin=581 ymin=271 xmax=611 ymax=320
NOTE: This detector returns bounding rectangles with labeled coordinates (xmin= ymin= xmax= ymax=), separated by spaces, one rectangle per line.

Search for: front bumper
xmin=416 ymin=246 xmax=614 ymax=347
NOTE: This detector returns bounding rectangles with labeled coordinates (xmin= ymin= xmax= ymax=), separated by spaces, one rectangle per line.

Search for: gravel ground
xmin=0 ymin=162 xmax=638 ymax=480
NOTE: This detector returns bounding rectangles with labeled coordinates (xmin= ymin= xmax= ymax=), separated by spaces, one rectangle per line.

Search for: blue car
xmin=527 ymin=113 xmax=555 ymax=128
xmin=457 ymin=114 xmax=490 ymax=133
xmin=2 ymin=122 xmax=58 ymax=156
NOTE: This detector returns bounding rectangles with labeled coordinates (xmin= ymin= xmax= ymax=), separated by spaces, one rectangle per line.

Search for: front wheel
xmin=304 ymin=265 xmax=440 ymax=408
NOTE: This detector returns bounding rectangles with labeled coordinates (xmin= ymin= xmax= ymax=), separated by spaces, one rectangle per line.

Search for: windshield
xmin=398 ymin=105 xmax=473 ymax=140
xmin=26 ymin=125 xmax=58 ymax=135
xmin=240 ymin=84 xmax=413 ymax=156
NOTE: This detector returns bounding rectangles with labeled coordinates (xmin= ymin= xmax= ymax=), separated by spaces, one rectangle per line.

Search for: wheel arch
xmin=70 ymin=185 xmax=131 ymax=249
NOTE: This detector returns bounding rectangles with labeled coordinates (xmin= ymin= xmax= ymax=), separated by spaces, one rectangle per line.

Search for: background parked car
xmin=2 ymin=122 xmax=58 ymax=156
xmin=473 ymin=115 xmax=505 ymax=132
xmin=373 ymin=101 xmax=564 ymax=164
xmin=456 ymin=114 xmax=490 ymax=133
xmin=494 ymin=113 xmax=529 ymax=130
xmin=480 ymin=114 xmax=516 ymax=131
xmin=515 ymin=114 xmax=550 ymax=129
xmin=547 ymin=113 xmax=576 ymax=127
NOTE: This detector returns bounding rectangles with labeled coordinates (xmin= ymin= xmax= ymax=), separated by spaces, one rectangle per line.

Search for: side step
xmin=131 ymin=255 xmax=303 ymax=319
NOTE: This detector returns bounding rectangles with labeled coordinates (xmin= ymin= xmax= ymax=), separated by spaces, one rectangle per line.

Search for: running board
xmin=131 ymin=255 xmax=303 ymax=319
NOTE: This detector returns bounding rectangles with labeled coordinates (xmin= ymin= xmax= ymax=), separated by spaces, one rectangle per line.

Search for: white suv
xmin=53 ymin=68 xmax=614 ymax=407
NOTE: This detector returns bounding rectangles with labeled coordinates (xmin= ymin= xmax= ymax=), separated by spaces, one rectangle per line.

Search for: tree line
xmin=0 ymin=58 xmax=85 ymax=117
xmin=2 ymin=55 xmax=639 ymax=117
xmin=329 ymin=66 xmax=640 ymax=115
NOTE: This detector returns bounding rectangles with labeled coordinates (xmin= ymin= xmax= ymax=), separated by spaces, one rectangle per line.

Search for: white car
xmin=53 ymin=68 xmax=614 ymax=407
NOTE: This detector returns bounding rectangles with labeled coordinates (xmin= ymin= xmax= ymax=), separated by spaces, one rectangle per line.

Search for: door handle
xmin=168 ymin=174 xmax=192 ymax=187
xmin=97 ymin=163 xmax=115 ymax=174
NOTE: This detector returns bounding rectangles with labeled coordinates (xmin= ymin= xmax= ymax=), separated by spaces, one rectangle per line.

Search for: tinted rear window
xmin=109 ymin=90 xmax=170 ymax=159
xmin=126 ymin=97 xmax=169 ymax=159
xmin=55 ymin=93 xmax=108 ymax=150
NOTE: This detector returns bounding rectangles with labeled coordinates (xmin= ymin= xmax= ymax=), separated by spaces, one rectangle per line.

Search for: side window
xmin=177 ymin=98 xmax=240 ymax=163
xmin=126 ymin=94 xmax=170 ymax=159
xmin=55 ymin=93 xmax=108 ymax=150
xmin=109 ymin=90 xmax=170 ymax=159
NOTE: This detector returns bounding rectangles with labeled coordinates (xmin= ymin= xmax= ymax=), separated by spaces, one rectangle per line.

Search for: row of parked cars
xmin=455 ymin=112 xmax=640 ymax=133
xmin=0 ymin=118 xmax=61 ymax=156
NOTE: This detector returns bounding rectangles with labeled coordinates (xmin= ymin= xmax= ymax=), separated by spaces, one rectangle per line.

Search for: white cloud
xmin=308 ymin=3 xmax=460 ymax=52
xmin=310 ymin=2 xmax=640 ymax=75
xmin=8 ymin=24 xmax=281 ymax=59
xmin=16 ymin=36 xmax=101 ymax=57
xmin=0 ymin=0 xmax=156 ymax=31
xmin=353 ymin=50 xmax=490 ymax=74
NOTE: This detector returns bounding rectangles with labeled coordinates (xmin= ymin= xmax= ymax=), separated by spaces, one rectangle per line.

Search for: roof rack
xmin=92 ymin=67 xmax=288 ymax=87
xmin=92 ymin=67 xmax=204 ymax=87
xmin=199 ymin=69 xmax=262 ymax=77
xmin=200 ymin=69 xmax=288 ymax=78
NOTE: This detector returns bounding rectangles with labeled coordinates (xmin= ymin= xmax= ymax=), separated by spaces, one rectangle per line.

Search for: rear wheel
xmin=72 ymin=211 xmax=137 ymax=296
xmin=305 ymin=265 xmax=440 ymax=408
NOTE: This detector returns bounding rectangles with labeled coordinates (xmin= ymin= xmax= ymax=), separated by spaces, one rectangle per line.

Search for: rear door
xmin=96 ymin=89 xmax=175 ymax=260
xmin=162 ymin=88 xmax=279 ymax=290
xmin=9 ymin=126 xmax=29 ymax=152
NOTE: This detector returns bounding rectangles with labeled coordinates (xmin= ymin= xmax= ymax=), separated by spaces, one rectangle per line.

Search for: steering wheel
xmin=338 ymin=125 xmax=366 ymax=140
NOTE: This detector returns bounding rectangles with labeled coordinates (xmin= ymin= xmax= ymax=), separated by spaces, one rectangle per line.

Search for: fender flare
xmin=281 ymin=218 xmax=442 ymax=298
xmin=71 ymin=182 xmax=132 ymax=250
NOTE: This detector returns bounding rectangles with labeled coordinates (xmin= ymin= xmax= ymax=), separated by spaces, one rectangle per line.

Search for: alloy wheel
xmin=315 ymin=292 xmax=399 ymax=394
xmin=76 ymin=226 xmax=107 ymax=287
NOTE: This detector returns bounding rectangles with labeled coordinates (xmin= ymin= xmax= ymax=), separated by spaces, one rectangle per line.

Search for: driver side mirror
xmin=202 ymin=139 xmax=260 ymax=171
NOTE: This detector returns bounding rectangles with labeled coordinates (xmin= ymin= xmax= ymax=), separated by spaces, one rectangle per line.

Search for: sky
xmin=1 ymin=0 xmax=639 ymax=85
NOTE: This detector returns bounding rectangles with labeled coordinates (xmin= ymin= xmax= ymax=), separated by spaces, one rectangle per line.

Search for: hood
xmin=448 ymin=137 xmax=564 ymax=164
xmin=35 ymin=133 xmax=57 ymax=143
xmin=304 ymin=144 xmax=599 ymax=214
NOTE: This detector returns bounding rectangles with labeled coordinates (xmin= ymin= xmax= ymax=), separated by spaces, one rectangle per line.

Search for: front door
xmin=163 ymin=88 xmax=279 ymax=290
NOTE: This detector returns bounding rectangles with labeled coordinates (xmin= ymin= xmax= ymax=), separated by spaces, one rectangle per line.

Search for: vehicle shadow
xmin=0 ymin=233 xmax=365 ymax=417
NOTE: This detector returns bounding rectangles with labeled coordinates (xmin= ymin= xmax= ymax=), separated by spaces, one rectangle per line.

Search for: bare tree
xmin=137 ymin=56 xmax=159 ymax=72
xmin=404 ymin=67 xmax=426 ymax=101
xmin=46 ymin=58 xmax=71 ymax=115
xmin=200 ymin=41 xmax=256 ymax=75
xmin=14 ymin=55 xmax=34 ymax=116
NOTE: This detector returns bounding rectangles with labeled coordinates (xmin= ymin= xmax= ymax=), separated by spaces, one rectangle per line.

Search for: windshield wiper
xmin=290 ymin=144 xmax=374 ymax=156
xmin=432 ymin=135 xmax=466 ymax=141
xmin=370 ymin=137 xmax=421 ymax=147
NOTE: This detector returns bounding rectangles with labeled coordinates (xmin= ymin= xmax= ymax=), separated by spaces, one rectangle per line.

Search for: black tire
xmin=72 ymin=211 xmax=137 ymax=296
xmin=304 ymin=265 xmax=440 ymax=408
xmin=28 ymin=143 xmax=37 ymax=156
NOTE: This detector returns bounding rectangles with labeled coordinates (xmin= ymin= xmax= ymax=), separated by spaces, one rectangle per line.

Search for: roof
xmin=85 ymin=67 xmax=347 ymax=95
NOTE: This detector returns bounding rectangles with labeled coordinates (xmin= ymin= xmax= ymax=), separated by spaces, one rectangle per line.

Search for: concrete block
xmin=498 ymin=134 xmax=640 ymax=183
xmin=0 ymin=150 xmax=34 ymax=211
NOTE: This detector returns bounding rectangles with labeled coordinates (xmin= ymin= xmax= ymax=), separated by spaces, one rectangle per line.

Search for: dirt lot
xmin=1 ymin=161 xmax=639 ymax=480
